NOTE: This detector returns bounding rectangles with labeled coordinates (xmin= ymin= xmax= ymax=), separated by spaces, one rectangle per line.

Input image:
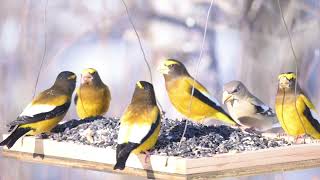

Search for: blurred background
xmin=1 ymin=0 xmax=320 ymax=130
xmin=0 ymin=0 xmax=320 ymax=131
xmin=0 ymin=0 xmax=319 ymax=179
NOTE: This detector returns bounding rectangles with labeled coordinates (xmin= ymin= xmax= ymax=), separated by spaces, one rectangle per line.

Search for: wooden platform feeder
xmin=2 ymin=135 xmax=320 ymax=179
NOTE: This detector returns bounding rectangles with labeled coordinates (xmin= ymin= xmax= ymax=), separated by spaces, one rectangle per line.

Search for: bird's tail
xmin=0 ymin=127 xmax=31 ymax=149
xmin=113 ymin=143 xmax=138 ymax=170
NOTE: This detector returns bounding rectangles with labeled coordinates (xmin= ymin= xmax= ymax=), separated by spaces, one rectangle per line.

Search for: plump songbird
xmin=114 ymin=81 xmax=161 ymax=170
xmin=74 ymin=68 xmax=111 ymax=119
xmin=158 ymin=59 xmax=236 ymax=125
xmin=0 ymin=71 xmax=76 ymax=149
xmin=275 ymin=72 xmax=320 ymax=139
xmin=223 ymin=80 xmax=278 ymax=131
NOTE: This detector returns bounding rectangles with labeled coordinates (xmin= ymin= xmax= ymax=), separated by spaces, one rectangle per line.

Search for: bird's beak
xmin=158 ymin=63 xmax=169 ymax=74
xmin=81 ymin=73 xmax=92 ymax=84
xmin=279 ymin=78 xmax=290 ymax=89
xmin=222 ymin=91 xmax=233 ymax=104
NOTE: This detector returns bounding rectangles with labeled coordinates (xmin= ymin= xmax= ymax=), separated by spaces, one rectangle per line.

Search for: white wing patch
xmin=259 ymin=104 xmax=270 ymax=112
xmin=117 ymin=123 xmax=151 ymax=144
xmin=198 ymin=90 xmax=221 ymax=106
xmin=310 ymin=109 xmax=320 ymax=124
xmin=19 ymin=103 xmax=56 ymax=117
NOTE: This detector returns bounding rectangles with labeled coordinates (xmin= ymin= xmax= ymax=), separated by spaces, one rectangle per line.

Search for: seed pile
xmin=50 ymin=117 xmax=291 ymax=158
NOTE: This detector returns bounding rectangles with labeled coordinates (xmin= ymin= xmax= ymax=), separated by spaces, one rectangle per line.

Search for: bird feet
xmin=294 ymin=135 xmax=309 ymax=144
xmin=276 ymin=133 xmax=287 ymax=138
xmin=36 ymin=133 xmax=50 ymax=139
xmin=143 ymin=151 xmax=152 ymax=163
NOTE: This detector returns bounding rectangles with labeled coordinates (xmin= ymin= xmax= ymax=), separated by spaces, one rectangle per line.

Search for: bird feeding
xmin=50 ymin=117 xmax=291 ymax=158
xmin=1 ymin=67 xmax=320 ymax=178
xmin=3 ymin=116 xmax=320 ymax=179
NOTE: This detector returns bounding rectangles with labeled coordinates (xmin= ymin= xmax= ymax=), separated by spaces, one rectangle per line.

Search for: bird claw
xmin=36 ymin=133 xmax=50 ymax=139
xmin=276 ymin=133 xmax=287 ymax=138
xmin=294 ymin=135 xmax=309 ymax=144
xmin=143 ymin=151 xmax=151 ymax=163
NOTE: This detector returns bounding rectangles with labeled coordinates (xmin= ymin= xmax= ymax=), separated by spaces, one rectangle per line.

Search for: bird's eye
xmin=233 ymin=87 xmax=240 ymax=93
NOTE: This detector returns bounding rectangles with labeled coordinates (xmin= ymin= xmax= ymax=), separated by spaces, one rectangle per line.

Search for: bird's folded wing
xmin=74 ymin=91 xmax=79 ymax=105
xmin=250 ymin=98 xmax=275 ymax=117
xmin=117 ymin=107 xmax=160 ymax=144
xmin=300 ymin=94 xmax=320 ymax=131
xmin=9 ymin=97 xmax=71 ymax=127
xmin=185 ymin=77 xmax=221 ymax=106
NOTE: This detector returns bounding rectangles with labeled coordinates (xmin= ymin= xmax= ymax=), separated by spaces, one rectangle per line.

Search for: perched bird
xmin=74 ymin=68 xmax=111 ymax=119
xmin=0 ymin=71 xmax=76 ymax=149
xmin=158 ymin=59 xmax=236 ymax=125
xmin=114 ymin=81 xmax=161 ymax=170
xmin=275 ymin=72 xmax=320 ymax=139
xmin=222 ymin=80 xmax=278 ymax=131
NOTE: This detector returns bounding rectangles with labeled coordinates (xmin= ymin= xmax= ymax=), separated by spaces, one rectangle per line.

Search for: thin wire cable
xmin=32 ymin=0 xmax=48 ymax=99
xmin=277 ymin=0 xmax=307 ymax=139
xmin=120 ymin=0 xmax=164 ymax=114
xmin=178 ymin=0 xmax=215 ymax=148
xmin=120 ymin=0 xmax=152 ymax=83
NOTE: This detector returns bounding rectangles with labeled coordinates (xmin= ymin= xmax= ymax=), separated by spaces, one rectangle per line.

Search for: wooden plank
xmin=2 ymin=135 xmax=320 ymax=178
xmin=185 ymin=144 xmax=320 ymax=174
xmin=188 ymin=159 xmax=320 ymax=179
xmin=2 ymin=136 xmax=186 ymax=174
xmin=2 ymin=150 xmax=186 ymax=180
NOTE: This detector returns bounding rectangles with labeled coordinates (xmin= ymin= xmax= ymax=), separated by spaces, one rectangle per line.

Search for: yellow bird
xmin=158 ymin=59 xmax=236 ymax=125
xmin=0 ymin=71 xmax=76 ymax=149
xmin=114 ymin=81 xmax=161 ymax=170
xmin=275 ymin=72 xmax=320 ymax=139
xmin=74 ymin=68 xmax=111 ymax=119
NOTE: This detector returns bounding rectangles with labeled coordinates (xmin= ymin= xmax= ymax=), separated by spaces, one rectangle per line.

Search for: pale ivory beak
xmin=158 ymin=63 xmax=170 ymax=74
xmin=81 ymin=73 xmax=92 ymax=84
xmin=222 ymin=91 xmax=233 ymax=104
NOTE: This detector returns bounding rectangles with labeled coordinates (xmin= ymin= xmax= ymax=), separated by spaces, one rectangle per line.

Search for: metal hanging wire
xmin=120 ymin=0 xmax=164 ymax=114
xmin=179 ymin=0 xmax=215 ymax=148
xmin=32 ymin=0 xmax=48 ymax=99
xmin=277 ymin=0 xmax=307 ymax=139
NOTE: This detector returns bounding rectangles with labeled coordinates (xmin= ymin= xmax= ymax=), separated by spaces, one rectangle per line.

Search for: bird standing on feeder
xmin=74 ymin=68 xmax=111 ymax=119
xmin=275 ymin=72 xmax=320 ymax=139
xmin=158 ymin=59 xmax=236 ymax=126
xmin=222 ymin=80 xmax=278 ymax=131
xmin=0 ymin=71 xmax=76 ymax=149
xmin=114 ymin=81 xmax=161 ymax=170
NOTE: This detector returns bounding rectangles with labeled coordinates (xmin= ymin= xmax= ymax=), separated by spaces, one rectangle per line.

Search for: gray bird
xmin=222 ymin=80 xmax=279 ymax=131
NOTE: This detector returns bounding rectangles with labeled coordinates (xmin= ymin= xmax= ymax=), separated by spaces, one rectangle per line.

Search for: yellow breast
xmin=20 ymin=114 xmax=65 ymax=135
xmin=76 ymin=86 xmax=111 ymax=119
xmin=276 ymin=93 xmax=320 ymax=138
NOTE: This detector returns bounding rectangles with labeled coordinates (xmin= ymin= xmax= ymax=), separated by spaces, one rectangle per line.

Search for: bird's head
xmin=222 ymin=80 xmax=247 ymax=104
xmin=135 ymin=81 xmax=154 ymax=92
xmin=81 ymin=68 xmax=101 ymax=85
xmin=132 ymin=81 xmax=156 ymax=104
xmin=54 ymin=71 xmax=77 ymax=93
xmin=278 ymin=72 xmax=296 ymax=90
xmin=158 ymin=59 xmax=189 ymax=78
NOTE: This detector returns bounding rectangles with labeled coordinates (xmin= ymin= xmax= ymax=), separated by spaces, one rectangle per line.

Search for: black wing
xmin=303 ymin=107 xmax=320 ymax=133
xmin=74 ymin=93 xmax=78 ymax=105
xmin=250 ymin=97 xmax=275 ymax=117
xmin=139 ymin=112 xmax=161 ymax=144
xmin=192 ymin=88 xmax=234 ymax=121
xmin=8 ymin=102 xmax=71 ymax=128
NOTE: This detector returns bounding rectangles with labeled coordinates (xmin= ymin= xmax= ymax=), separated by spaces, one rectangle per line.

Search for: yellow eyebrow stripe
xmin=278 ymin=73 xmax=296 ymax=80
xmin=137 ymin=81 xmax=144 ymax=89
xmin=82 ymin=68 xmax=96 ymax=74
xmin=68 ymin=74 xmax=76 ymax=80
xmin=164 ymin=60 xmax=179 ymax=66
